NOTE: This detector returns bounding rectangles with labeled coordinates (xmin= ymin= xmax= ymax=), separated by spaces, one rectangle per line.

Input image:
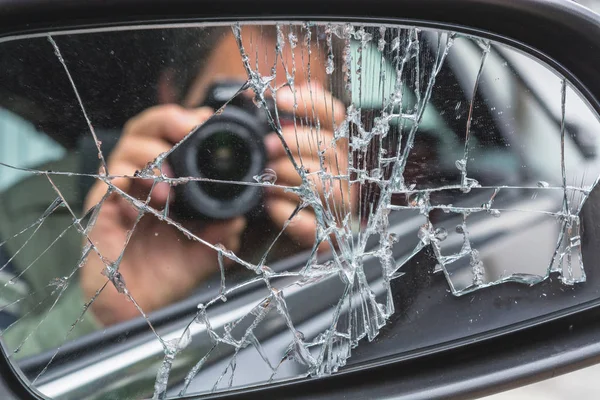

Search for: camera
xmin=169 ymin=80 xmax=278 ymax=220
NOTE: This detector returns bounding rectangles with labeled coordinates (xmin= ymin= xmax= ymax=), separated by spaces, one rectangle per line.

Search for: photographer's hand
xmin=264 ymin=84 xmax=353 ymax=250
xmin=81 ymin=105 xmax=246 ymax=326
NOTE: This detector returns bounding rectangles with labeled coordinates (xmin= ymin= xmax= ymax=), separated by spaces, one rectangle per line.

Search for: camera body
xmin=169 ymin=80 xmax=274 ymax=220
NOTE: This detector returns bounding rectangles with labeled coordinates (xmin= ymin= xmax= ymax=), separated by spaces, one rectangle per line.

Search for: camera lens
xmin=196 ymin=131 xmax=252 ymax=200
xmin=168 ymin=104 xmax=268 ymax=220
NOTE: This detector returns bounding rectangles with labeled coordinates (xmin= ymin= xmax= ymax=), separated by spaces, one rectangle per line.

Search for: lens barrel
xmin=169 ymin=105 xmax=267 ymax=220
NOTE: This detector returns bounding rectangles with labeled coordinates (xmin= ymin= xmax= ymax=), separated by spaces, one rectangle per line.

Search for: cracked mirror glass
xmin=0 ymin=21 xmax=599 ymax=399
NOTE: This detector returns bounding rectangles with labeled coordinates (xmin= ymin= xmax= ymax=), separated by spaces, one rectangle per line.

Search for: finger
xmin=113 ymin=195 xmax=147 ymax=228
xmin=86 ymin=161 xmax=171 ymax=226
xmin=185 ymin=217 xmax=247 ymax=267
xmin=197 ymin=217 xmax=247 ymax=247
xmin=265 ymin=153 xmax=353 ymax=228
xmin=267 ymin=158 xmax=323 ymax=187
xmin=268 ymin=156 xmax=347 ymax=193
xmin=110 ymin=136 xmax=172 ymax=171
xmin=275 ymin=83 xmax=346 ymax=130
xmin=127 ymin=176 xmax=172 ymax=211
xmin=266 ymin=197 xmax=315 ymax=249
xmin=265 ymin=187 xmax=352 ymax=229
xmin=265 ymin=127 xmax=319 ymax=162
xmin=101 ymin=134 xmax=177 ymax=208
xmin=266 ymin=198 xmax=332 ymax=252
xmin=265 ymin=181 xmax=349 ymax=210
xmin=110 ymin=136 xmax=174 ymax=204
xmin=152 ymin=162 xmax=176 ymax=205
xmin=265 ymin=126 xmax=346 ymax=163
xmin=124 ymin=105 xmax=213 ymax=144
xmin=85 ymin=161 xmax=140 ymax=209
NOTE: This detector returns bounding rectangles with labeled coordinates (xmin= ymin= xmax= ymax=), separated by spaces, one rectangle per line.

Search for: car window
xmin=0 ymin=109 xmax=65 ymax=191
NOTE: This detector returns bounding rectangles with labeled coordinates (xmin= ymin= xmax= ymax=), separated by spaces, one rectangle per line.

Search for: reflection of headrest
xmin=0 ymin=28 xmax=225 ymax=149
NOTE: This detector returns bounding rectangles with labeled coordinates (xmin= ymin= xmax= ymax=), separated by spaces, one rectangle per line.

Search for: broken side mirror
xmin=1 ymin=1 xmax=600 ymax=399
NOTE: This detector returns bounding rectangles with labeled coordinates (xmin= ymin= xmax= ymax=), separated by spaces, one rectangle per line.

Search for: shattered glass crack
xmin=0 ymin=21 xmax=596 ymax=399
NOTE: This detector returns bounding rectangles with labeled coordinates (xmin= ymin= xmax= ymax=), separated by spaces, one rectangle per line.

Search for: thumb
xmin=198 ymin=217 xmax=247 ymax=248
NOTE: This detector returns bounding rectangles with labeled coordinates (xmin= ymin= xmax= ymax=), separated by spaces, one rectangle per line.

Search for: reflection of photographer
xmin=80 ymin=25 xmax=349 ymax=326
